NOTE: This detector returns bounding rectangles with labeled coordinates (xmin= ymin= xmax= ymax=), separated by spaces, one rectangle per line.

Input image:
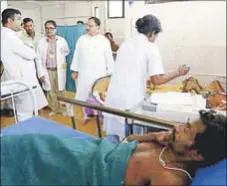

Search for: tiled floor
xmin=0 ymin=91 xmax=106 ymax=138
xmin=0 ymin=105 xmax=106 ymax=138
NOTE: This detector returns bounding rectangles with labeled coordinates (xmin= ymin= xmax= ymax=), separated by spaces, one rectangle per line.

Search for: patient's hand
xmin=126 ymin=131 xmax=170 ymax=145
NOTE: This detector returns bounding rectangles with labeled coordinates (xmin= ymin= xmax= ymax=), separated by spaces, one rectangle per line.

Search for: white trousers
xmin=15 ymin=92 xmax=33 ymax=122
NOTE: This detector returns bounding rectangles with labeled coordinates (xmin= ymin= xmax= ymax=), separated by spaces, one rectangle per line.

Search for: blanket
xmin=1 ymin=134 xmax=137 ymax=185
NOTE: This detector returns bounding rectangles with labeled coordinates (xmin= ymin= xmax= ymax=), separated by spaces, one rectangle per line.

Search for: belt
xmin=47 ymin=68 xmax=57 ymax=71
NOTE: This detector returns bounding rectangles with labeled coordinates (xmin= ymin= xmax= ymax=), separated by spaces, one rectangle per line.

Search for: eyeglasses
xmin=45 ymin=27 xmax=56 ymax=30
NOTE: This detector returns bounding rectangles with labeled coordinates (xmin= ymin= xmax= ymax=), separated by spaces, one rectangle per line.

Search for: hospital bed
xmin=0 ymin=80 xmax=38 ymax=123
xmin=1 ymin=116 xmax=226 ymax=185
xmin=85 ymin=75 xmax=226 ymax=133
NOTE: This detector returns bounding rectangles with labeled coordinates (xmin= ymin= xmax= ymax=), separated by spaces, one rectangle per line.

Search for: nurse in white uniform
xmin=104 ymin=14 xmax=190 ymax=142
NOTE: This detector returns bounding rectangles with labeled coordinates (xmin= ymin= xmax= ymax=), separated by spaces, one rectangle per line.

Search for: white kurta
xmin=104 ymin=33 xmax=165 ymax=140
xmin=1 ymin=27 xmax=48 ymax=121
xmin=37 ymin=36 xmax=70 ymax=91
xmin=70 ymin=34 xmax=114 ymax=101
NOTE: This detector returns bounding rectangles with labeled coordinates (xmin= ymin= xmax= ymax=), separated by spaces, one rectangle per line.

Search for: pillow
xmin=191 ymin=159 xmax=226 ymax=186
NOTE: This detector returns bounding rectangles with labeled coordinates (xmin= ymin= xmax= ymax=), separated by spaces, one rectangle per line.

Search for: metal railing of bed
xmin=57 ymin=96 xmax=181 ymax=138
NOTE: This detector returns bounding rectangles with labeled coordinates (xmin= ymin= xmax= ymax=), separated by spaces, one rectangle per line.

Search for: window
xmin=94 ymin=7 xmax=100 ymax=19
xmin=107 ymin=0 xmax=125 ymax=19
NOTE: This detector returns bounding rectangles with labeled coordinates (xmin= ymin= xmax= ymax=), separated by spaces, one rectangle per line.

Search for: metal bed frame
xmin=1 ymin=80 xmax=38 ymax=123
xmin=57 ymin=96 xmax=180 ymax=137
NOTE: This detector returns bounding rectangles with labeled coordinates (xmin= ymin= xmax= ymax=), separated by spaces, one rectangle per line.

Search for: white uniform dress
xmin=70 ymin=34 xmax=114 ymax=101
xmin=1 ymin=27 xmax=48 ymax=122
xmin=104 ymin=33 xmax=165 ymax=140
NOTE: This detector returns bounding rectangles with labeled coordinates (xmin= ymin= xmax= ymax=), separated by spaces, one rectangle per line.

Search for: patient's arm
xmin=125 ymin=131 xmax=170 ymax=145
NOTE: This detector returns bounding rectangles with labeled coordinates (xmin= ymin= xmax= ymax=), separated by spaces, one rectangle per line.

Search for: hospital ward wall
xmin=36 ymin=1 xmax=93 ymax=34
xmin=124 ymin=1 xmax=226 ymax=87
xmin=41 ymin=0 xmax=125 ymax=45
xmin=1 ymin=1 xmax=7 ymax=13
xmin=7 ymin=1 xmax=124 ymax=48
xmin=7 ymin=1 xmax=42 ymax=35
xmin=39 ymin=1 xmax=111 ymax=35
xmin=8 ymin=1 xmax=95 ymax=34
xmin=1 ymin=0 xmax=7 ymax=30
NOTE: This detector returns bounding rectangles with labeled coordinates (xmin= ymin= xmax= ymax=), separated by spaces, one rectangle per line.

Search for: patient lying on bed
xmin=1 ymin=110 xmax=226 ymax=186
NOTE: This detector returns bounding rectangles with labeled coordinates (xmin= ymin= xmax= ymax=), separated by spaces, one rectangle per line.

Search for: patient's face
xmin=169 ymin=119 xmax=206 ymax=154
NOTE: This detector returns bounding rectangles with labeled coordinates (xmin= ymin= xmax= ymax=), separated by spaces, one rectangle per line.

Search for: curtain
xmin=56 ymin=25 xmax=86 ymax=92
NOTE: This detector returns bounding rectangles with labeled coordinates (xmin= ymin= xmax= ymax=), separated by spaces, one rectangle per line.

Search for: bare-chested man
xmin=1 ymin=110 xmax=226 ymax=185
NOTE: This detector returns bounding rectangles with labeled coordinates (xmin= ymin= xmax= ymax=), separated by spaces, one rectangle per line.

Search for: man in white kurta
xmin=70 ymin=17 xmax=114 ymax=120
xmin=1 ymin=8 xmax=48 ymax=122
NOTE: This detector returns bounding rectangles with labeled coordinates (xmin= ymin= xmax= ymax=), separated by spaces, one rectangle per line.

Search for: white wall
xmin=7 ymin=1 xmax=124 ymax=44
xmin=8 ymin=1 xmax=119 ymax=44
xmin=1 ymin=0 xmax=8 ymax=29
xmin=62 ymin=1 xmax=92 ymax=25
xmin=105 ymin=18 xmax=125 ymax=44
xmin=7 ymin=2 xmax=42 ymax=34
xmin=124 ymin=1 xmax=226 ymax=85
xmin=8 ymin=1 xmax=93 ymax=34
xmin=1 ymin=0 xmax=8 ymax=13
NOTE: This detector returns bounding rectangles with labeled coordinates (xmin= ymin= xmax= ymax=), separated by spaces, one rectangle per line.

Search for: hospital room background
xmin=1 ymin=0 xmax=226 ymax=132
xmin=1 ymin=0 xmax=226 ymax=185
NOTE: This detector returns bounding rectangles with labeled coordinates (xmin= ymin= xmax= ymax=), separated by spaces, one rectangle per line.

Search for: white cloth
xmin=70 ymin=34 xmax=114 ymax=101
xmin=37 ymin=36 xmax=70 ymax=91
xmin=1 ymin=27 xmax=48 ymax=121
xmin=104 ymin=33 xmax=165 ymax=140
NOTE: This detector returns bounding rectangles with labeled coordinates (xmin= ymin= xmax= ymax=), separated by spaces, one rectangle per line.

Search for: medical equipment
xmin=0 ymin=80 xmax=38 ymax=123
xmin=159 ymin=146 xmax=193 ymax=180
xmin=131 ymin=92 xmax=207 ymax=131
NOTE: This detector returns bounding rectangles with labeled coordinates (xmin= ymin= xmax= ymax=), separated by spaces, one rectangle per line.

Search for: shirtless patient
xmin=124 ymin=109 xmax=226 ymax=185
xmin=1 ymin=110 xmax=226 ymax=186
